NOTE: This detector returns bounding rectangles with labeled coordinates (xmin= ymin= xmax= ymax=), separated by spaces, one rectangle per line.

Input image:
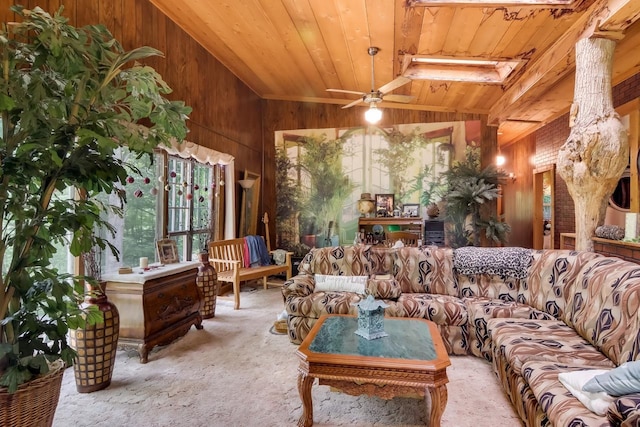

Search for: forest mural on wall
xmin=275 ymin=121 xmax=480 ymax=254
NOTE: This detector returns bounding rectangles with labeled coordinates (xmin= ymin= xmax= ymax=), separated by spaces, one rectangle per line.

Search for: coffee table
xmin=296 ymin=314 xmax=451 ymax=427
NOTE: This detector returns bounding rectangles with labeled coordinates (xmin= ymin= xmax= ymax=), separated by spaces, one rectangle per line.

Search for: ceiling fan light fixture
xmin=364 ymin=104 xmax=382 ymax=124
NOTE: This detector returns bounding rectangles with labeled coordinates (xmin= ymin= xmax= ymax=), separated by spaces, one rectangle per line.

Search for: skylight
xmin=408 ymin=0 xmax=578 ymax=5
xmin=401 ymin=56 xmax=522 ymax=84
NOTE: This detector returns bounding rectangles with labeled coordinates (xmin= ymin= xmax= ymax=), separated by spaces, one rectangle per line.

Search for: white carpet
xmin=53 ymin=285 xmax=523 ymax=427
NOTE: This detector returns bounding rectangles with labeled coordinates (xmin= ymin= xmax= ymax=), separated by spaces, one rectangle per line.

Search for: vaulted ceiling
xmin=149 ymin=0 xmax=640 ymax=146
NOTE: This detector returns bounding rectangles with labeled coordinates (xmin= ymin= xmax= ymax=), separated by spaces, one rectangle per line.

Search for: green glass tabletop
xmin=308 ymin=316 xmax=436 ymax=361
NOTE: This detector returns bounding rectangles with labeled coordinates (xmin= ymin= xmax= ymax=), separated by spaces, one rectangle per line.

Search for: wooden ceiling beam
xmin=488 ymin=0 xmax=639 ymax=125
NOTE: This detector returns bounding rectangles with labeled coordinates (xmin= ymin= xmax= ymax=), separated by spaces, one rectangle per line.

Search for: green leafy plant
xmin=441 ymin=145 xmax=509 ymax=247
xmin=0 ymin=6 xmax=190 ymax=392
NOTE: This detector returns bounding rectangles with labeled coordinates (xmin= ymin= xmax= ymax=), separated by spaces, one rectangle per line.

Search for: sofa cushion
xmin=490 ymin=319 xmax=615 ymax=376
xmin=417 ymin=247 xmax=458 ymax=296
xmin=465 ymin=297 xmax=555 ymax=360
xmin=522 ymin=361 xmax=613 ymax=426
xmin=521 ymin=250 xmax=601 ymax=318
xmin=385 ymin=293 xmax=467 ymax=326
xmin=457 ymin=273 xmax=521 ymax=301
xmin=565 ymin=257 xmax=640 ymax=365
xmin=366 ymin=276 xmax=402 ymax=300
xmin=388 ymin=246 xmax=458 ymax=296
xmin=300 ymin=245 xmax=374 ymax=277
xmin=608 ymin=393 xmax=640 ymax=426
xmin=284 ymin=289 xmax=362 ymax=318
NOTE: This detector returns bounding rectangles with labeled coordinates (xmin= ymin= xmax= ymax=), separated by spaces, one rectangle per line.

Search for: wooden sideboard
xmin=358 ymin=217 xmax=424 ymax=236
xmin=103 ymin=261 xmax=203 ymax=363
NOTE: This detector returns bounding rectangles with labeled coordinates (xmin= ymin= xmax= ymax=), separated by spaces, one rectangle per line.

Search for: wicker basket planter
xmin=0 ymin=360 xmax=65 ymax=427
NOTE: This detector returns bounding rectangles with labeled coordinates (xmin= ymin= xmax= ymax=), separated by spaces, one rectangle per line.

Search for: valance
xmin=161 ymin=138 xmax=234 ymax=166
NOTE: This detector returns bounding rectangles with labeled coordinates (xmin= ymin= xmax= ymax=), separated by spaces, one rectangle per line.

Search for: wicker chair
xmin=385 ymin=231 xmax=420 ymax=247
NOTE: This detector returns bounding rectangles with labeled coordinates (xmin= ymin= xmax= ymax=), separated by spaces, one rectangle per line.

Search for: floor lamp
xmin=238 ymin=178 xmax=255 ymax=237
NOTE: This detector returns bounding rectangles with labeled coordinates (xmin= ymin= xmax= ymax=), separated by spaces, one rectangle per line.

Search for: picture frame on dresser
xmin=156 ymin=238 xmax=179 ymax=264
xmin=375 ymin=194 xmax=394 ymax=217
xmin=403 ymin=203 xmax=419 ymax=217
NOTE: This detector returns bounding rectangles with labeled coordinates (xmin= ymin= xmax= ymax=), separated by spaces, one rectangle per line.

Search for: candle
xmin=139 ymin=257 xmax=149 ymax=269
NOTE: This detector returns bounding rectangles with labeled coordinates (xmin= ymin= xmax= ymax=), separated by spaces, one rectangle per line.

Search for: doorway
xmin=533 ymin=165 xmax=554 ymax=249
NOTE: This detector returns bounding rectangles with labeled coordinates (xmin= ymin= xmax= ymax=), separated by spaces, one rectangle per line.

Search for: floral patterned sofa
xmin=281 ymin=244 xmax=640 ymax=427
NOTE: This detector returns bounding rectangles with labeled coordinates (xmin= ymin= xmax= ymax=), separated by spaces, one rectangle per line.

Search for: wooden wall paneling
xmin=503 ymin=134 xmax=535 ymax=248
xmin=99 ymin=0 xmax=123 ymax=43
xmin=75 ymin=0 xmax=99 ymax=27
xmin=0 ymin=1 xmax=16 ymax=24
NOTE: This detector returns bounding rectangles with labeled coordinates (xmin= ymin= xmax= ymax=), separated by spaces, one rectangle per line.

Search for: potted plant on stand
xmin=441 ymin=146 xmax=510 ymax=247
xmin=0 ymin=6 xmax=190 ymax=425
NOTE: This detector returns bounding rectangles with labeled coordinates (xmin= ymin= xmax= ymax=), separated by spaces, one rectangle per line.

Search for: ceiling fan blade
xmin=383 ymin=94 xmax=415 ymax=104
xmin=342 ymin=97 xmax=365 ymax=109
xmin=326 ymin=88 xmax=366 ymax=96
xmin=378 ymin=76 xmax=411 ymax=95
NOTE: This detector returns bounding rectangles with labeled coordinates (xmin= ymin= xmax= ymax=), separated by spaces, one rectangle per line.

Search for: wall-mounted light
xmin=496 ymin=154 xmax=506 ymax=167
xmin=364 ymin=103 xmax=382 ymax=124
xmin=507 ymin=172 xmax=516 ymax=182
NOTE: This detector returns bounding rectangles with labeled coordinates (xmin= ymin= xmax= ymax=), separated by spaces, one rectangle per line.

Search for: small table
xmin=296 ymin=314 xmax=450 ymax=427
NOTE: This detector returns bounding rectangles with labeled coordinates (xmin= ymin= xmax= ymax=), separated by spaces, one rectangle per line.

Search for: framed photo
xmin=375 ymin=194 xmax=394 ymax=217
xmin=403 ymin=203 xmax=420 ymax=217
xmin=156 ymin=238 xmax=179 ymax=264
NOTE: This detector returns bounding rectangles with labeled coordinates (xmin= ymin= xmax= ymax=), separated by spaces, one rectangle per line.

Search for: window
xmin=166 ymin=156 xmax=216 ymax=260
xmin=99 ymin=150 xmax=219 ymax=273
xmin=101 ymin=149 xmax=163 ymax=273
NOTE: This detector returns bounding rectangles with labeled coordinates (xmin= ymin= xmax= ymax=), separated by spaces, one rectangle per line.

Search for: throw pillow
xmin=314 ymin=274 xmax=367 ymax=294
xmin=558 ymin=370 xmax=615 ymax=415
xmin=583 ymin=361 xmax=640 ymax=397
xmin=366 ymin=276 xmax=402 ymax=300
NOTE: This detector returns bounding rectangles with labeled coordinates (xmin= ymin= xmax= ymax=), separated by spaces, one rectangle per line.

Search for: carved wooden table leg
xmin=297 ymin=372 xmax=314 ymax=427
xmin=138 ymin=343 xmax=149 ymax=364
xmin=427 ymin=384 xmax=448 ymax=427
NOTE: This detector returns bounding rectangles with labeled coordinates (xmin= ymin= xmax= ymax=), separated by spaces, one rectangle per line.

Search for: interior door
xmin=533 ymin=165 xmax=555 ymax=249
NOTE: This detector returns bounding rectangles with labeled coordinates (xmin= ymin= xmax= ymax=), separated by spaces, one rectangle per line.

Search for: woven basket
xmin=274 ymin=319 xmax=288 ymax=334
xmin=0 ymin=360 xmax=65 ymax=427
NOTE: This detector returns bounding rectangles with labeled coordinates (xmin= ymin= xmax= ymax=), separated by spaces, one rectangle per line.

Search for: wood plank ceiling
xmin=149 ymin=0 xmax=640 ymax=146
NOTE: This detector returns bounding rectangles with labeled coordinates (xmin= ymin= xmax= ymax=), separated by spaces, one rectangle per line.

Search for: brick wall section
xmin=535 ymin=73 xmax=640 ymax=249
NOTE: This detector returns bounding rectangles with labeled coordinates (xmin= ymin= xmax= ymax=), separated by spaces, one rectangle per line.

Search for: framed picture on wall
xmin=375 ymin=194 xmax=394 ymax=217
xmin=403 ymin=203 xmax=420 ymax=217
xmin=156 ymin=238 xmax=179 ymax=264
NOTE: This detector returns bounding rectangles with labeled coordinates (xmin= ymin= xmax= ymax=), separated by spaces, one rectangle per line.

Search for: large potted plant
xmin=441 ymin=145 xmax=510 ymax=247
xmin=0 ymin=5 xmax=190 ymax=423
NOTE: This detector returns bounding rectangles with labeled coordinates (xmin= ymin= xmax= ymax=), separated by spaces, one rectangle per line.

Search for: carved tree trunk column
xmin=557 ymin=36 xmax=628 ymax=252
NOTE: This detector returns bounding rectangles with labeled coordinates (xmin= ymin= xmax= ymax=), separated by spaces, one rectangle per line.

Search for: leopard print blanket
xmin=453 ymin=246 xmax=532 ymax=280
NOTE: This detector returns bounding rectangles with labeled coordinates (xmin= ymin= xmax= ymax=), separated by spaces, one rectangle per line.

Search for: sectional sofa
xmin=281 ymin=244 xmax=640 ymax=426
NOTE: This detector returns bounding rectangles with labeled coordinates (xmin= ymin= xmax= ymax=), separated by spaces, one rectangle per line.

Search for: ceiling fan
xmin=326 ymin=46 xmax=414 ymax=110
